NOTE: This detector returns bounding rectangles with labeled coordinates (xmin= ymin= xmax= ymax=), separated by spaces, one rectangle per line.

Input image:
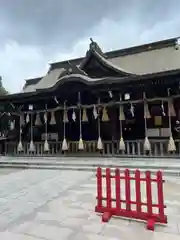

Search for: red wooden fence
xmin=95 ymin=167 xmax=167 ymax=231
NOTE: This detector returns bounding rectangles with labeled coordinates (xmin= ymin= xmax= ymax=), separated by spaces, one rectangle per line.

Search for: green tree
xmin=0 ymin=76 xmax=8 ymax=95
xmin=0 ymin=76 xmax=9 ymax=135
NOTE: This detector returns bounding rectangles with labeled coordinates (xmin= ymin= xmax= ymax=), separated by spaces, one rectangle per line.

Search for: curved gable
xmin=79 ymin=39 xmax=136 ymax=78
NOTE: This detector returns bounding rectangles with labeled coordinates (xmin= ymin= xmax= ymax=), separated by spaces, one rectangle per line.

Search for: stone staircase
xmin=0 ymin=156 xmax=180 ymax=176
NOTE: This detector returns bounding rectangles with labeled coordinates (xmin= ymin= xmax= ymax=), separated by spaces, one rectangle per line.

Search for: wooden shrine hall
xmin=1 ymin=37 xmax=180 ymax=157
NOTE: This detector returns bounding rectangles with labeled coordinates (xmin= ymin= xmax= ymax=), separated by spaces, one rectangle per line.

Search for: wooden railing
xmin=2 ymin=139 xmax=180 ymax=157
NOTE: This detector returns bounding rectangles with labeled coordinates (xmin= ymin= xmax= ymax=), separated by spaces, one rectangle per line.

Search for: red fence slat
xmin=156 ymin=171 xmax=167 ymax=223
xmin=106 ymin=168 xmax=112 ymax=210
xmin=125 ymin=169 xmax=131 ymax=212
xmin=115 ymin=168 xmax=121 ymax=211
xmin=135 ymin=170 xmax=141 ymax=213
xmin=146 ymin=171 xmax=153 ymax=216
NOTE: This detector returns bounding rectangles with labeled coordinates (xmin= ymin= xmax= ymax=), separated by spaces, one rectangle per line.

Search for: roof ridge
xmin=50 ymin=37 xmax=178 ymax=68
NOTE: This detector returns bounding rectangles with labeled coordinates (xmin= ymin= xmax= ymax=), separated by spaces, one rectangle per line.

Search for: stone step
xmin=1 ymin=157 xmax=180 ymax=176
xmin=1 ymin=156 xmax=179 ymax=163
xmin=0 ymin=163 xmax=180 ymax=177
xmin=0 ymin=158 xmax=180 ymax=170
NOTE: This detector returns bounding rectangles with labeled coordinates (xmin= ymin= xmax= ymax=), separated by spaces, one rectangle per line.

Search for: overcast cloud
xmin=0 ymin=0 xmax=179 ymax=93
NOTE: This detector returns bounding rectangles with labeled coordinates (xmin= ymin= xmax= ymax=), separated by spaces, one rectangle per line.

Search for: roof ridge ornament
xmin=90 ymin=37 xmax=94 ymax=43
xmin=89 ymin=38 xmax=106 ymax=58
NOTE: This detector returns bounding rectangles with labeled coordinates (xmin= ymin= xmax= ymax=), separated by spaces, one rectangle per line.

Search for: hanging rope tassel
xmin=144 ymin=102 xmax=151 ymax=119
xmin=50 ymin=111 xmax=56 ymax=125
xmin=97 ymin=136 xmax=103 ymax=150
xmin=143 ymin=93 xmax=151 ymax=152
xmin=96 ymin=99 xmax=103 ymax=150
xmin=119 ymin=104 xmax=125 ymax=121
xmin=169 ymin=98 xmax=176 ymax=117
xmin=44 ymin=139 xmax=49 ymax=152
xmin=167 ymin=89 xmax=176 ymax=152
xmin=63 ymin=109 xmax=68 ymax=122
xmin=102 ymin=107 xmax=109 ymax=122
xmin=78 ymin=92 xmax=84 ymax=150
xmin=62 ymin=101 xmax=68 ymax=151
xmin=29 ymin=111 xmax=35 ymax=152
xmin=72 ymin=109 xmax=76 ymax=121
xmin=29 ymin=140 xmax=35 ymax=152
xmin=168 ymin=136 xmax=176 ymax=152
xmin=93 ymin=105 xmax=98 ymax=119
xmin=130 ymin=103 xmax=135 ymax=117
xmin=62 ymin=138 xmax=68 ymax=151
xmin=44 ymin=112 xmax=47 ymax=126
xmin=26 ymin=114 xmax=29 ymax=123
xmin=17 ymin=114 xmax=23 ymax=152
xmin=82 ymin=108 xmax=88 ymax=122
xmin=44 ymin=111 xmax=49 ymax=152
xmin=119 ymin=137 xmax=125 ymax=151
xmin=35 ymin=113 xmax=41 ymax=126
xmin=78 ymin=137 xmax=84 ymax=150
xmin=29 ymin=141 xmax=35 ymax=152
xmin=10 ymin=120 xmax=15 ymax=130
xmin=144 ymin=136 xmax=151 ymax=151
xmin=161 ymin=100 xmax=166 ymax=116
xmin=119 ymin=96 xmax=125 ymax=151
xmin=97 ymin=101 xmax=103 ymax=150
xmin=17 ymin=140 xmax=23 ymax=152
xmin=119 ymin=136 xmax=125 ymax=152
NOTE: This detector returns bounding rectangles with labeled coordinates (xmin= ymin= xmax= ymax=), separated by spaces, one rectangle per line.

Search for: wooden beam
xmin=5 ymin=93 xmax=180 ymax=115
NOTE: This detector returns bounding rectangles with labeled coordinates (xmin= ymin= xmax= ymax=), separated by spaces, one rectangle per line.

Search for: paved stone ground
xmin=0 ymin=168 xmax=179 ymax=239
xmin=0 ymin=168 xmax=21 ymax=175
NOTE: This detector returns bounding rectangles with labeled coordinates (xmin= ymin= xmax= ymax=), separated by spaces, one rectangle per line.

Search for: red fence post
xmin=145 ymin=171 xmax=154 ymax=231
xmin=102 ymin=168 xmax=112 ymax=222
xmin=156 ymin=171 xmax=167 ymax=224
xmin=95 ymin=167 xmax=102 ymax=212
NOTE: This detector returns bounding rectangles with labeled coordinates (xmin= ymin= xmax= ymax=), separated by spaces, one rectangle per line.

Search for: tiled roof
xmin=22 ymin=37 xmax=180 ymax=93
xmin=34 ymin=68 xmax=66 ymax=90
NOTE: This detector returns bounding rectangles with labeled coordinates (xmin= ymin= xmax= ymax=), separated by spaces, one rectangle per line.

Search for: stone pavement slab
xmin=0 ymin=168 xmax=179 ymax=239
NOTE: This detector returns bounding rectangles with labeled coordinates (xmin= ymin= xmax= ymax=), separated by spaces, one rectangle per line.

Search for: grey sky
xmin=0 ymin=0 xmax=179 ymax=93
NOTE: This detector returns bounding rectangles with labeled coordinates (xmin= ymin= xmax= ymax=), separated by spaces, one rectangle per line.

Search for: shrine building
xmin=1 ymin=37 xmax=180 ymax=157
